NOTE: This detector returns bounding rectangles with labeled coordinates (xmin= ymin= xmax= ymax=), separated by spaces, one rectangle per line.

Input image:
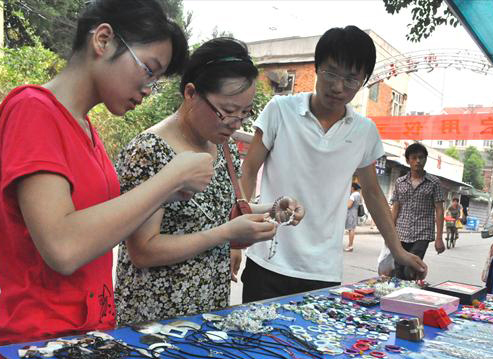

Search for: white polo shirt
xmin=246 ymin=92 xmax=384 ymax=282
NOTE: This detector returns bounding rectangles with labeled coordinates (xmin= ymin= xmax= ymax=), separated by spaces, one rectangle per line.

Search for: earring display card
xmin=380 ymin=287 xmax=459 ymax=318
xmin=425 ymin=281 xmax=487 ymax=305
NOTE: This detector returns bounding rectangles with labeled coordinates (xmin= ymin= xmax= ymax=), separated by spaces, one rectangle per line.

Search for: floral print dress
xmin=114 ymin=132 xmax=240 ymax=325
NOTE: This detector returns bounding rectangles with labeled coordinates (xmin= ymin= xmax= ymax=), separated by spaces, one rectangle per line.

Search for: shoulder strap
xmin=222 ymin=143 xmax=243 ymax=200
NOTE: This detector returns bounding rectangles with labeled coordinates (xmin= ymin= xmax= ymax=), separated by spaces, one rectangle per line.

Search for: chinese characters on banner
xmin=371 ymin=114 xmax=493 ymax=140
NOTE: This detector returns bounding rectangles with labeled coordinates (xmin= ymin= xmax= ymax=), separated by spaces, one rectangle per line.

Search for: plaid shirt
xmin=391 ymin=172 xmax=444 ymax=243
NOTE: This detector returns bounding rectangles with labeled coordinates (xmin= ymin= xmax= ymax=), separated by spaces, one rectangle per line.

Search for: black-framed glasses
xmin=200 ymin=95 xmax=253 ymax=126
xmin=318 ymin=70 xmax=362 ymax=90
xmin=114 ymin=33 xmax=162 ymax=92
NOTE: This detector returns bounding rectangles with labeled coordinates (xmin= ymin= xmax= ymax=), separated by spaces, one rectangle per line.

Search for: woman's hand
xmin=227 ymin=214 xmax=277 ymax=248
xmin=164 ymin=151 xmax=214 ymax=202
xmin=272 ymin=197 xmax=305 ymax=226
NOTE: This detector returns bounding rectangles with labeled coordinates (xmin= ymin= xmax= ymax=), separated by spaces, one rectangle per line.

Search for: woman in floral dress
xmin=114 ymin=38 xmax=305 ymax=325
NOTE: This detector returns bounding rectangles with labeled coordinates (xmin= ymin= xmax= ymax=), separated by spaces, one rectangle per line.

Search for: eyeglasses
xmin=114 ymin=33 xmax=161 ymax=92
xmin=200 ymin=95 xmax=253 ymax=126
xmin=318 ymin=70 xmax=361 ymax=90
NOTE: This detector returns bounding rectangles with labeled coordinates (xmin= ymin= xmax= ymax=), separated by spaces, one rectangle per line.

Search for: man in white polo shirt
xmin=239 ymin=25 xmax=428 ymax=302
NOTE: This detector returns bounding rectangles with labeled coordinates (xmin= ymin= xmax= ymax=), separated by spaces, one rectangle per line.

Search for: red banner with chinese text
xmin=371 ymin=114 xmax=493 ymax=140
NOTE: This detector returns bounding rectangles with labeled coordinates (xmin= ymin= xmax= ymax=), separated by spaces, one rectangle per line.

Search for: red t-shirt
xmin=0 ymin=86 xmax=120 ymax=344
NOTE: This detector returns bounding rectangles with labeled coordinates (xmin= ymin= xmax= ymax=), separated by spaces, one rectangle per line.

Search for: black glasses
xmin=200 ymin=95 xmax=253 ymax=126
xmin=114 ymin=33 xmax=162 ymax=92
xmin=318 ymin=70 xmax=362 ymax=90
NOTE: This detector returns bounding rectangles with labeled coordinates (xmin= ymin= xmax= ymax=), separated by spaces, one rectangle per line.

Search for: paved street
xmin=230 ymin=229 xmax=492 ymax=305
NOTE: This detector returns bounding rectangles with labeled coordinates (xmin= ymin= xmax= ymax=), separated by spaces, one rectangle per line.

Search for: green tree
xmin=0 ymin=41 xmax=65 ymax=98
xmin=2 ymin=0 xmax=191 ymax=58
xmin=462 ymin=146 xmax=484 ymax=190
xmin=485 ymin=148 xmax=493 ymax=164
xmin=444 ymin=146 xmax=460 ymax=161
xmin=211 ymin=26 xmax=234 ymax=39
xmin=382 ymin=0 xmax=460 ymax=42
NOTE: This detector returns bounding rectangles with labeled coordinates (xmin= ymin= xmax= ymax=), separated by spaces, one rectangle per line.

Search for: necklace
xmin=266 ymin=212 xmax=295 ymax=259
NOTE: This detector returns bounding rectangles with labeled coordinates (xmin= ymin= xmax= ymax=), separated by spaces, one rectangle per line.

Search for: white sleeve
xmin=358 ymin=120 xmax=385 ymax=168
xmin=253 ymin=96 xmax=281 ymax=151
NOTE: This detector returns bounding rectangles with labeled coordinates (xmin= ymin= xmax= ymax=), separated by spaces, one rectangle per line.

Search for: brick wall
xmin=258 ymin=62 xmax=396 ymax=118
xmin=258 ymin=62 xmax=316 ymax=94
xmin=366 ymin=81 xmax=393 ymax=117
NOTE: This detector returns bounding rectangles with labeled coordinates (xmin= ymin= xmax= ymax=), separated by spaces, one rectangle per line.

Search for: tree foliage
xmin=462 ymin=146 xmax=484 ymax=190
xmin=382 ymin=0 xmax=460 ymax=42
xmin=485 ymin=148 xmax=493 ymax=164
xmin=0 ymin=0 xmax=273 ymax=161
xmin=0 ymin=41 xmax=65 ymax=98
xmin=444 ymin=146 xmax=460 ymax=161
xmin=2 ymin=0 xmax=192 ymax=58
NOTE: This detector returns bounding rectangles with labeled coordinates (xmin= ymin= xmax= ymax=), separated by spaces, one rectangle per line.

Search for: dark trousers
xmin=394 ymin=240 xmax=430 ymax=280
xmin=241 ymin=258 xmax=340 ymax=303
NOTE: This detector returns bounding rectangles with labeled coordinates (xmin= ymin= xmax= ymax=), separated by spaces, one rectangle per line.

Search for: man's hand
xmin=275 ymin=197 xmax=305 ymax=225
xmin=393 ymin=250 xmax=428 ymax=279
xmin=435 ymin=236 xmax=445 ymax=254
xmin=230 ymin=249 xmax=242 ymax=282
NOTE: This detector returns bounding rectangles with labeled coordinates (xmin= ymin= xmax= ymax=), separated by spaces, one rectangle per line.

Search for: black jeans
xmin=241 ymin=258 xmax=340 ymax=303
xmin=394 ymin=240 xmax=430 ymax=280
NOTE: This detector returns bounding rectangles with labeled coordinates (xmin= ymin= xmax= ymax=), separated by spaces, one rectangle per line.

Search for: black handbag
xmin=357 ymin=204 xmax=365 ymax=217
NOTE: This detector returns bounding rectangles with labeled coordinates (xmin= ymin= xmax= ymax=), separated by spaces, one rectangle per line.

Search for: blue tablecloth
xmin=0 ymin=286 xmax=451 ymax=359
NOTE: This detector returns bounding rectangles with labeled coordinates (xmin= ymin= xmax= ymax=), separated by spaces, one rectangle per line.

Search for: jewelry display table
xmin=1 ymin=279 xmax=492 ymax=359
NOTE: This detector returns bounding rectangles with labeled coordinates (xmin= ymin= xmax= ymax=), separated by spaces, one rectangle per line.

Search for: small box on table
xmin=380 ymin=287 xmax=459 ymax=318
xmin=425 ymin=281 xmax=487 ymax=305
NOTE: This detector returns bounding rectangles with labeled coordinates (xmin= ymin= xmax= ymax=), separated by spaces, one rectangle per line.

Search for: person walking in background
xmin=391 ymin=142 xmax=445 ymax=280
xmin=344 ymin=182 xmax=362 ymax=252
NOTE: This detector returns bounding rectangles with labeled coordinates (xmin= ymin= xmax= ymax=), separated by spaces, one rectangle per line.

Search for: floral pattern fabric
xmin=114 ymin=132 xmax=240 ymax=325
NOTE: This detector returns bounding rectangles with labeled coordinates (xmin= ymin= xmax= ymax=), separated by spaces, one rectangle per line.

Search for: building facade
xmin=247 ymin=30 xmax=410 ymax=118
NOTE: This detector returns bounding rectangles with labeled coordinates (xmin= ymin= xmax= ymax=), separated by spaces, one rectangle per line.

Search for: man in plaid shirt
xmin=391 ymin=143 xmax=445 ymax=279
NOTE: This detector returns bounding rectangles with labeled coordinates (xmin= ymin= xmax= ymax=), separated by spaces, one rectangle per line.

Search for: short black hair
xmin=72 ymin=0 xmax=188 ymax=76
xmin=180 ymin=37 xmax=258 ymax=95
xmin=315 ymin=26 xmax=376 ymax=84
xmin=452 ymin=198 xmax=460 ymax=202
xmin=352 ymin=182 xmax=361 ymax=190
xmin=405 ymin=143 xmax=428 ymax=160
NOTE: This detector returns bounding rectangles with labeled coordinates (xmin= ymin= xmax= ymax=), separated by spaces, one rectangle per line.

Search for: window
xmin=484 ymin=140 xmax=493 ymax=147
xmin=391 ymin=90 xmax=405 ymax=116
xmin=369 ymin=83 xmax=379 ymax=102
xmin=455 ymin=140 xmax=467 ymax=147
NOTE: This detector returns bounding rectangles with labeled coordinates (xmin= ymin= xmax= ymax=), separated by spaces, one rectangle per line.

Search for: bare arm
xmin=126 ymin=208 xmax=277 ymax=269
xmin=356 ymin=163 xmax=427 ymax=277
xmin=435 ymin=202 xmax=444 ymax=238
xmin=17 ymin=152 xmax=213 ymax=275
xmin=391 ymin=202 xmax=400 ymax=226
xmin=434 ymin=202 xmax=445 ymax=254
xmin=240 ymin=129 xmax=269 ymax=202
xmin=347 ymin=199 xmax=354 ymax=209
xmin=240 ymin=130 xmax=304 ymax=223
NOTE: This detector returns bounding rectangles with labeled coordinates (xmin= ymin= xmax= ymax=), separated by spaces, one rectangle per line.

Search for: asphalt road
xmin=230 ymin=231 xmax=492 ymax=305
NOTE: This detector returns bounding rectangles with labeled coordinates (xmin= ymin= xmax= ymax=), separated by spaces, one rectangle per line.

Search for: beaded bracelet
xmin=269 ymin=196 xmax=284 ymax=220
